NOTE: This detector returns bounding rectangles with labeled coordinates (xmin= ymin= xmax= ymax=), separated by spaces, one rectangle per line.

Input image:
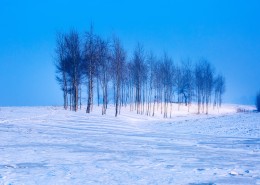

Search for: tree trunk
xmin=86 ymin=74 xmax=93 ymax=113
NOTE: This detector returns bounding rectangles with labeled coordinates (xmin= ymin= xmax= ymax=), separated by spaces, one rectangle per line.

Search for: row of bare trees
xmin=55 ymin=27 xmax=225 ymax=117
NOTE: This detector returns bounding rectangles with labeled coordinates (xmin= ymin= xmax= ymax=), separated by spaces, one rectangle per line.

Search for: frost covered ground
xmin=0 ymin=105 xmax=259 ymax=185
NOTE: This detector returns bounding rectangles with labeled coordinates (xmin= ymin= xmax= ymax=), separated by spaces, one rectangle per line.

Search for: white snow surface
xmin=0 ymin=104 xmax=259 ymax=185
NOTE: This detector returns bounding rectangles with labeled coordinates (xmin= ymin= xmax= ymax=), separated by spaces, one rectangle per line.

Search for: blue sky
xmin=0 ymin=0 xmax=260 ymax=106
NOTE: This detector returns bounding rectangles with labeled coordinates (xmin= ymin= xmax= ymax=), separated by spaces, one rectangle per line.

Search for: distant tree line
xmin=256 ymin=91 xmax=260 ymax=112
xmin=55 ymin=26 xmax=225 ymax=117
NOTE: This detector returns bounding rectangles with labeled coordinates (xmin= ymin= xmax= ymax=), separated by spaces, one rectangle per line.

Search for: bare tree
xmin=131 ymin=43 xmax=147 ymax=114
xmin=152 ymin=60 xmax=163 ymax=116
xmin=146 ymin=52 xmax=156 ymax=116
xmin=96 ymin=37 xmax=111 ymax=115
xmin=55 ymin=33 xmax=69 ymax=110
xmin=175 ymin=60 xmax=194 ymax=111
xmin=64 ymin=30 xmax=82 ymax=111
xmin=181 ymin=60 xmax=194 ymax=111
xmin=204 ymin=61 xmax=214 ymax=114
xmin=83 ymin=25 xmax=99 ymax=113
xmin=161 ymin=54 xmax=174 ymax=118
xmin=213 ymin=74 xmax=225 ymax=110
xmin=195 ymin=62 xmax=202 ymax=114
xmin=195 ymin=60 xmax=215 ymax=114
xmin=175 ymin=64 xmax=183 ymax=109
xmin=111 ymin=37 xmax=126 ymax=117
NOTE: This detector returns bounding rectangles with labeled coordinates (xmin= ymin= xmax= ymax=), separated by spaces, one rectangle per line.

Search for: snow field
xmin=0 ymin=104 xmax=259 ymax=185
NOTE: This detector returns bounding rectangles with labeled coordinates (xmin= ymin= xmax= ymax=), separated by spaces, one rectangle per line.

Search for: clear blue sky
xmin=0 ymin=0 xmax=260 ymax=106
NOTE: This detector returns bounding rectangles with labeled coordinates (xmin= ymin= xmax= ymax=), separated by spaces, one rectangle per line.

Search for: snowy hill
xmin=0 ymin=105 xmax=259 ymax=185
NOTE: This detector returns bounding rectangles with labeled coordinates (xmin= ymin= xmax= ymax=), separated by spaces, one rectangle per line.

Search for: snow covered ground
xmin=0 ymin=104 xmax=259 ymax=185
